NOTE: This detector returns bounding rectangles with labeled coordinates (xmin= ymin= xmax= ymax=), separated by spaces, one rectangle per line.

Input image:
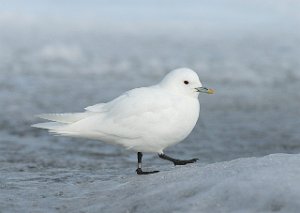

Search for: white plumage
xmin=32 ymin=68 xmax=214 ymax=154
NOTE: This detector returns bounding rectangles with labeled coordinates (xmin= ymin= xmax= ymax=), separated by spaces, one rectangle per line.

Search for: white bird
xmin=32 ymin=68 xmax=214 ymax=174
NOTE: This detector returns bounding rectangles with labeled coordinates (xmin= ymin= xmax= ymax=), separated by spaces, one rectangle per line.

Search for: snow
xmin=1 ymin=153 xmax=300 ymax=213
xmin=1 ymin=1 xmax=300 ymax=212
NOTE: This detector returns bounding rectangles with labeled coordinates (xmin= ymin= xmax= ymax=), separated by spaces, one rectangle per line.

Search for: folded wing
xmin=32 ymin=86 xmax=176 ymax=148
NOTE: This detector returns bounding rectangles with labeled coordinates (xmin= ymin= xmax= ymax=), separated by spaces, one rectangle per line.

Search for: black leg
xmin=158 ymin=153 xmax=198 ymax=165
xmin=136 ymin=152 xmax=159 ymax=175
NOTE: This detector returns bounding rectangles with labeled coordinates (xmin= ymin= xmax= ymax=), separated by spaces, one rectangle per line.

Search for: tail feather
xmin=32 ymin=122 xmax=77 ymax=137
xmin=32 ymin=112 xmax=96 ymax=137
xmin=36 ymin=112 xmax=92 ymax=124
xmin=31 ymin=122 xmax=65 ymax=130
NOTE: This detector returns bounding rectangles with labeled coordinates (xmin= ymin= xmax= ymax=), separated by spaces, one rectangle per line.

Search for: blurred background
xmin=1 ymin=0 xmax=300 ymax=176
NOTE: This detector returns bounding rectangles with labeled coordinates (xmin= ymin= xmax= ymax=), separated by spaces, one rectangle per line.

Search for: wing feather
xmin=61 ymin=87 xmax=175 ymax=141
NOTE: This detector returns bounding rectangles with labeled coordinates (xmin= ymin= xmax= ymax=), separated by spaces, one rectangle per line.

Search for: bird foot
xmin=136 ymin=168 xmax=160 ymax=175
xmin=173 ymin=158 xmax=198 ymax=165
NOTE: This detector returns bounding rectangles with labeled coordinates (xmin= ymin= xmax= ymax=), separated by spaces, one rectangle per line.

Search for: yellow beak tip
xmin=208 ymin=89 xmax=215 ymax=94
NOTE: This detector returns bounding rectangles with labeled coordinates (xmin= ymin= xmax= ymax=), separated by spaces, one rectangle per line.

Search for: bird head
xmin=159 ymin=68 xmax=215 ymax=98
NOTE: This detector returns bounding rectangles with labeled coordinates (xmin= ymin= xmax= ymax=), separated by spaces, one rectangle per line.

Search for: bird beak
xmin=195 ymin=87 xmax=215 ymax=94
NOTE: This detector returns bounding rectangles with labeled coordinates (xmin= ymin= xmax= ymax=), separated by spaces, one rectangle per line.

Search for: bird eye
xmin=184 ymin=80 xmax=189 ymax=85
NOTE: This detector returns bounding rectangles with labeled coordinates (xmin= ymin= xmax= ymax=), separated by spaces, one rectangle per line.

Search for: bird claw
xmin=136 ymin=168 xmax=160 ymax=175
xmin=173 ymin=158 xmax=199 ymax=165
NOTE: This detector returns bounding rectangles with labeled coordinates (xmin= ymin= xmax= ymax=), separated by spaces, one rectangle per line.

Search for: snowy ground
xmin=1 ymin=32 xmax=299 ymax=212
xmin=1 ymin=1 xmax=300 ymax=212
xmin=2 ymin=153 xmax=300 ymax=213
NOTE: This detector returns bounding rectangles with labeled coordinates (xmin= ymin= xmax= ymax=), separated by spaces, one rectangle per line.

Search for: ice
xmin=1 ymin=153 xmax=300 ymax=212
xmin=1 ymin=0 xmax=300 ymax=212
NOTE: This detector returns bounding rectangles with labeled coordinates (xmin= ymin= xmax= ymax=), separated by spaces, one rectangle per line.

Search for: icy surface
xmin=1 ymin=1 xmax=300 ymax=212
xmin=1 ymin=153 xmax=300 ymax=213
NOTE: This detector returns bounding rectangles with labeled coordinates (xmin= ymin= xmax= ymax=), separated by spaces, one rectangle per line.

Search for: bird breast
xmin=143 ymin=95 xmax=200 ymax=146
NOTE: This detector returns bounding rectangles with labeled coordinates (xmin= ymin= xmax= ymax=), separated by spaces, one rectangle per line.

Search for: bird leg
xmin=136 ymin=152 xmax=159 ymax=175
xmin=158 ymin=153 xmax=198 ymax=165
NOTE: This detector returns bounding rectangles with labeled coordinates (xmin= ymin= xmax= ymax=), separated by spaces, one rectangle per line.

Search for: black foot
xmin=158 ymin=153 xmax=198 ymax=166
xmin=136 ymin=168 xmax=160 ymax=175
xmin=172 ymin=158 xmax=198 ymax=165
